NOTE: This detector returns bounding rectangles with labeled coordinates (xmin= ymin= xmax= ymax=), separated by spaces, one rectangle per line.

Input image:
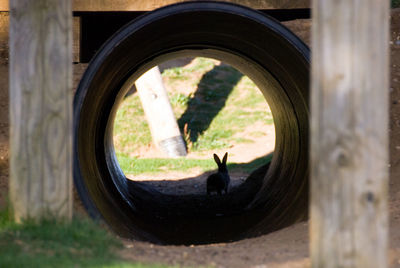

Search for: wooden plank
xmin=73 ymin=16 xmax=80 ymax=63
xmin=1 ymin=12 xmax=77 ymax=63
xmin=9 ymin=0 xmax=73 ymax=221
xmin=0 ymin=1 xmax=6 ymax=11
xmin=135 ymin=66 xmax=187 ymax=157
xmin=310 ymin=1 xmax=389 ymax=268
xmin=0 ymin=0 xmax=310 ymax=12
xmin=71 ymin=0 xmax=310 ymax=11
xmin=0 ymin=12 xmax=8 ymax=65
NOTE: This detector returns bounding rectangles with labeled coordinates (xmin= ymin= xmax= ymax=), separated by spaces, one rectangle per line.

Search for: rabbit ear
xmin=222 ymin=152 xmax=228 ymax=164
xmin=213 ymin=153 xmax=221 ymax=165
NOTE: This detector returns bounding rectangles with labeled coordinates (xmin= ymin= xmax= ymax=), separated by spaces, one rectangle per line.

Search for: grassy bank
xmin=0 ymin=207 xmax=174 ymax=267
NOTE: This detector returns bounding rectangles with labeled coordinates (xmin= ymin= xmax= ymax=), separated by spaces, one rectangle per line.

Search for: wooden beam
xmin=9 ymin=0 xmax=73 ymax=221
xmin=73 ymin=16 xmax=80 ymax=63
xmin=310 ymin=1 xmax=389 ymax=267
xmin=135 ymin=66 xmax=187 ymax=157
xmin=0 ymin=1 xmax=6 ymax=11
xmin=0 ymin=0 xmax=310 ymax=12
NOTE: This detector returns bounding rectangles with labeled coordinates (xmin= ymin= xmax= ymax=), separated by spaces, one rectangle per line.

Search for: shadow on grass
xmin=227 ymin=153 xmax=273 ymax=174
xmin=178 ymin=64 xmax=243 ymax=144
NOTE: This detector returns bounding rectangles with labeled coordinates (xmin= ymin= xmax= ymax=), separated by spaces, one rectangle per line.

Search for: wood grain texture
xmin=0 ymin=0 xmax=310 ymax=11
xmin=9 ymin=0 xmax=72 ymax=221
xmin=310 ymin=1 xmax=389 ymax=267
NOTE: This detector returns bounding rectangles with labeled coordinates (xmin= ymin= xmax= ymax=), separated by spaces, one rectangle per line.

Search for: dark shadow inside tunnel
xmin=125 ymin=158 xmax=272 ymax=245
xmin=126 ymin=155 xmax=272 ymax=215
xmin=128 ymin=154 xmax=273 ymax=196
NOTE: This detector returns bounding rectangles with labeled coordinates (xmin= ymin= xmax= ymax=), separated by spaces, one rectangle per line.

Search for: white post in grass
xmin=9 ymin=0 xmax=73 ymax=221
xmin=136 ymin=66 xmax=187 ymax=157
xmin=310 ymin=0 xmax=389 ymax=267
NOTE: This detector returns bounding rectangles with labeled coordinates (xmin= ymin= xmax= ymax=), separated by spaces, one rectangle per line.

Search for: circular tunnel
xmin=73 ymin=2 xmax=310 ymax=245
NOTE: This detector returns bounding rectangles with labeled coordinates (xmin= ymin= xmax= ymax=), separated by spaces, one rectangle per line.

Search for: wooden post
xmin=135 ymin=66 xmax=187 ymax=157
xmin=311 ymin=1 xmax=389 ymax=268
xmin=9 ymin=0 xmax=72 ymax=221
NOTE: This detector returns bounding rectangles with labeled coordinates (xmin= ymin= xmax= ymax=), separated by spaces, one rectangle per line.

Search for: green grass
xmin=114 ymin=57 xmax=274 ymax=175
xmin=117 ymin=153 xmax=273 ymax=176
xmin=117 ymin=153 xmax=216 ymax=175
xmin=0 ymin=206 xmax=174 ymax=268
xmin=114 ymin=93 xmax=152 ymax=153
xmin=169 ymin=92 xmax=191 ymax=107
xmin=393 ymin=0 xmax=400 ymax=8
xmin=161 ymin=57 xmax=216 ymax=82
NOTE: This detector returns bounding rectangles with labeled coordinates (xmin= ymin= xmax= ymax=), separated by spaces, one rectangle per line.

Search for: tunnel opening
xmin=110 ymin=56 xmax=276 ymax=244
xmin=113 ymin=57 xmax=275 ymax=195
xmin=73 ymin=2 xmax=309 ymax=245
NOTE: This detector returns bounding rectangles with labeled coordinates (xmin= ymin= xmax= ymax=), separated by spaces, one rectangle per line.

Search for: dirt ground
xmin=1 ymin=10 xmax=400 ymax=268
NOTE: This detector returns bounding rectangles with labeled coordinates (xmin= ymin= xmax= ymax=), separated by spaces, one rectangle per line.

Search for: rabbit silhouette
xmin=206 ymin=152 xmax=230 ymax=195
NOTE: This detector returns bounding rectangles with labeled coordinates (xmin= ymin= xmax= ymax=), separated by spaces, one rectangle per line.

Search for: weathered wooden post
xmin=311 ymin=1 xmax=389 ymax=267
xmin=9 ymin=0 xmax=72 ymax=221
xmin=136 ymin=66 xmax=187 ymax=157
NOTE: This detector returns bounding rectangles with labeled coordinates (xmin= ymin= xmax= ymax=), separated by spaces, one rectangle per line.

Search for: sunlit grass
xmin=114 ymin=57 xmax=274 ymax=175
xmin=117 ymin=153 xmax=272 ymax=176
xmin=117 ymin=153 xmax=216 ymax=175
xmin=0 ymin=206 xmax=178 ymax=267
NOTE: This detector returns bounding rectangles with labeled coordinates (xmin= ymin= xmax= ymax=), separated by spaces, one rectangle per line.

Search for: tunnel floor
xmin=124 ymin=162 xmax=270 ymax=245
